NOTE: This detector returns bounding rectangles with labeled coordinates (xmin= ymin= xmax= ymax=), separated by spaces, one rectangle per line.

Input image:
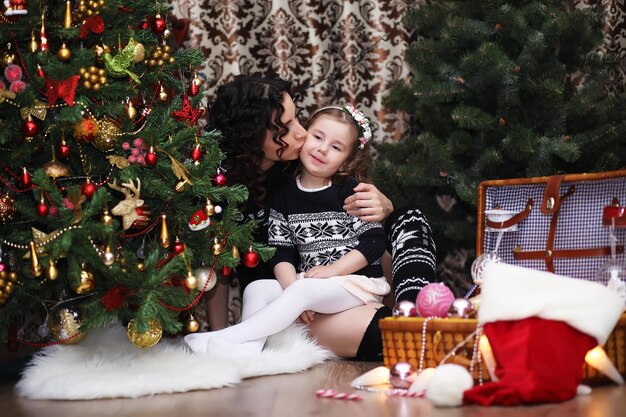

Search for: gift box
xmin=381 ymin=170 xmax=626 ymax=385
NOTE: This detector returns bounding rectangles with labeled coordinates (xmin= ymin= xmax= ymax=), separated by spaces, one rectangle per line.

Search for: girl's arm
xmin=304 ymin=249 xmax=368 ymax=278
xmin=273 ymin=261 xmax=299 ymax=289
xmin=342 ymin=182 xmax=393 ymax=222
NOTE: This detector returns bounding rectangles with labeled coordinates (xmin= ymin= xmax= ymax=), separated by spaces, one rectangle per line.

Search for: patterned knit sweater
xmin=268 ymin=177 xmax=386 ymax=278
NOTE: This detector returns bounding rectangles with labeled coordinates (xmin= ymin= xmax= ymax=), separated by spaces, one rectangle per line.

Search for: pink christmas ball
xmin=416 ymin=283 xmax=455 ymax=318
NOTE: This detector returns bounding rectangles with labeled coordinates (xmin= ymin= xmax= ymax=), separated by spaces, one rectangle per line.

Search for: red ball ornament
xmin=23 ymin=118 xmax=38 ymax=138
xmin=242 ymin=248 xmax=260 ymax=268
xmin=146 ymin=146 xmax=157 ymax=167
xmin=191 ymin=144 xmax=202 ymax=162
xmin=188 ymin=80 xmax=200 ymax=97
xmin=213 ymin=172 xmax=227 ymax=187
xmin=221 ymin=266 xmax=232 ymax=276
xmin=37 ymin=201 xmax=49 ymax=217
xmin=151 ymin=14 xmax=167 ymax=34
xmin=59 ymin=139 xmax=70 ymax=159
xmin=173 ymin=239 xmax=186 ymax=254
xmin=81 ymin=179 xmax=97 ymax=200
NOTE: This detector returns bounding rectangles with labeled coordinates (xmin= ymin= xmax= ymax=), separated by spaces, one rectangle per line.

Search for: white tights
xmin=184 ymin=278 xmax=363 ymax=354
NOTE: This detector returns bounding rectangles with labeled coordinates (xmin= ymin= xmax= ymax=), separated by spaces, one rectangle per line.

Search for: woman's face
xmin=260 ymin=93 xmax=306 ymax=170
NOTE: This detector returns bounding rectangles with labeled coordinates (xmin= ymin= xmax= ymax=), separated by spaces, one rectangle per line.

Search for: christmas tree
xmin=372 ymin=1 xmax=626 ymax=288
xmin=0 ymin=0 xmax=271 ymax=348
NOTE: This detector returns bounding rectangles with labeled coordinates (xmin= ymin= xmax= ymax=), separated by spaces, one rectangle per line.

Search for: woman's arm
xmin=343 ymin=182 xmax=393 ymax=222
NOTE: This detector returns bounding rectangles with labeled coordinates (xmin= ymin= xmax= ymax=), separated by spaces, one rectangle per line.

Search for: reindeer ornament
xmin=108 ymin=178 xmax=151 ymax=230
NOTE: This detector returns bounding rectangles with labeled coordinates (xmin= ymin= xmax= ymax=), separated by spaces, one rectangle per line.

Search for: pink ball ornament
xmin=4 ymin=64 xmax=23 ymax=83
xmin=10 ymin=80 xmax=26 ymax=93
xmin=416 ymin=283 xmax=455 ymax=318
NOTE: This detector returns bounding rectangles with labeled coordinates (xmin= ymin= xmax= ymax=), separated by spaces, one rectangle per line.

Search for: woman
xmin=205 ymin=73 xmax=436 ymax=360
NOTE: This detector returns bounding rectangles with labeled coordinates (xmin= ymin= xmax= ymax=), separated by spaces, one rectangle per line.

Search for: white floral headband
xmin=310 ymin=104 xmax=372 ymax=149
xmin=342 ymin=104 xmax=372 ymax=149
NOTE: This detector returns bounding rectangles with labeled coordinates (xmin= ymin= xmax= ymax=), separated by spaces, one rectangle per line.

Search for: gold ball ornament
xmin=183 ymin=271 xmax=198 ymax=290
xmin=185 ymin=316 xmax=200 ymax=333
xmin=101 ymin=209 xmax=114 ymax=225
xmin=92 ymin=118 xmax=120 ymax=151
xmin=47 ymin=306 xmax=87 ymax=344
xmin=127 ymin=318 xmax=163 ymax=349
xmin=57 ymin=43 xmax=72 ymax=61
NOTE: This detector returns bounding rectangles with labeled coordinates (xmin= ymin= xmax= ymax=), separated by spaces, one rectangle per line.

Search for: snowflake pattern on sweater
xmin=268 ymin=178 xmax=385 ymax=277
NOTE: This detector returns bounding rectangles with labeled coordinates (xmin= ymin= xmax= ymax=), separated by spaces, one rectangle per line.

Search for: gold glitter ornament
xmin=0 ymin=193 xmax=15 ymax=223
xmin=74 ymin=263 xmax=95 ymax=294
xmin=47 ymin=305 xmax=87 ymax=344
xmin=92 ymin=118 xmax=120 ymax=151
xmin=133 ymin=41 xmax=145 ymax=63
xmin=42 ymin=159 xmax=71 ymax=178
xmin=127 ymin=318 xmax=162 ymax=349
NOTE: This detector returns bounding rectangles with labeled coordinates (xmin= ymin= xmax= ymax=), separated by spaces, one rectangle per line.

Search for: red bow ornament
xmin=80 ymin=15 xmax=105 ymax=39
xmin=46 ymin=75 xmax=80 ymax=106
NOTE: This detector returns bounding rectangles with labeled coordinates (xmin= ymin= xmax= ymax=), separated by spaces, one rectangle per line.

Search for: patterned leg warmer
xmin=385 ymin=206 xmax=437 ymax=303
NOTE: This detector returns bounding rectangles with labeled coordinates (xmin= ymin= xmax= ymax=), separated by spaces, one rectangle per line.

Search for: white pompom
xmin=408 ymin=367 xmax=436 ymax=396
xmin=425 ymin=364 xmax=474 ymax=407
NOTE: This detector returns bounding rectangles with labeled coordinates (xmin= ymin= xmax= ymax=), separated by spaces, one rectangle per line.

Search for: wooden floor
xmin=2 ymin=360 xmax=626 ymax=417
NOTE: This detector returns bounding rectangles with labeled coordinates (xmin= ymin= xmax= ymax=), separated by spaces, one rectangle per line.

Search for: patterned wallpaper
xmin=171 ymin=0 xmax=419 ymax=143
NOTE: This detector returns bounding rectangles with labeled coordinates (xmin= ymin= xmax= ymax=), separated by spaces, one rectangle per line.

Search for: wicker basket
xmin=380 ymin=313 xmax=626 ymax=385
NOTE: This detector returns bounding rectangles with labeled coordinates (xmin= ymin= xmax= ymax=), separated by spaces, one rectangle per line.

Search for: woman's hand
xmin=343 ymin=182 xmax=393 ymax=222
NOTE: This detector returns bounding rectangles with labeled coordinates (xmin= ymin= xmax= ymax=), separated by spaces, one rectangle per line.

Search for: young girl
xmin=185 ymin=105 xmax=390 ymax=354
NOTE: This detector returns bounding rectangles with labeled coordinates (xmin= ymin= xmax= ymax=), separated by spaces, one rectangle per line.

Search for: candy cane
xmin=386 ymin=389 xmax=422 ymax=398
xmin=315 ymin=389 xmax=362 ymax=401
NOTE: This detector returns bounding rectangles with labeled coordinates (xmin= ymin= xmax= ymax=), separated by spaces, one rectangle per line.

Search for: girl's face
xmin=260 ymin=93 xmax=306 ymax=170
xmin=299 ymin=115 xmax=355 ymax=185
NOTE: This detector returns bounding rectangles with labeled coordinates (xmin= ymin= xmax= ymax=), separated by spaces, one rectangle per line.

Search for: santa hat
xmin=426 ymin=262 xmax=624 ymax=407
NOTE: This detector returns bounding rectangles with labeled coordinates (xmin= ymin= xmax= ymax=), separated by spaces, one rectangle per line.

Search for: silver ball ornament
xmin=447 ymin=298 xmax=476 ymax=318
xmin=194 ymin=266 xmax=217 ymax=291
xmin=392 ymin=300 xmax=417 ymax=317
xmin=389 ymin=362 xmax=416 ymax=389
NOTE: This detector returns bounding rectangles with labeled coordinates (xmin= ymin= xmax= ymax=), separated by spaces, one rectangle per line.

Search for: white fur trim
xmin=16 ymin=323 xmax=333 ymax=400
xmin=480 ymin=263 xmax=625 ymax=344
xmin=425 ymin=364 xmax=474 ymax=407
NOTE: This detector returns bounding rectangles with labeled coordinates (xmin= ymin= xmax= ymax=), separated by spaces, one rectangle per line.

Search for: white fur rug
xmin=16 ymin=324 xmax=333 ymax=400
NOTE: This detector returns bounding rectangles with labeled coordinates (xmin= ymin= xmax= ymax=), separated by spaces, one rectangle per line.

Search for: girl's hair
xmin=207 ymin=73 xmax=296 ymax=207
xmin=304 ymin=106 xmax=371 ymax=185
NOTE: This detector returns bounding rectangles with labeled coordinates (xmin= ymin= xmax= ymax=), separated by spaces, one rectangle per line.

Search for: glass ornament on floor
xmin=595 ymin=218 xmax=626 ymax=303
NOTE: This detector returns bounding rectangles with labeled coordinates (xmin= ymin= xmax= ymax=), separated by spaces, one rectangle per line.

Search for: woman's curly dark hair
xmin=207 ymin=73 xmax=296 ymax=207
xmin=303 ymin=107 xmax=371 ymax=185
